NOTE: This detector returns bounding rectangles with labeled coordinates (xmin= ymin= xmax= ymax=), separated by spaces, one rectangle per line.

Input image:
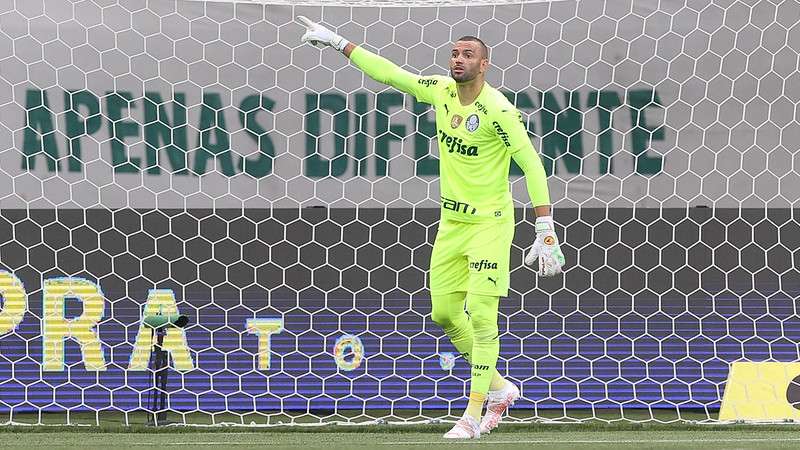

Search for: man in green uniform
xmin=298 ymin=16 xmax=566 ymax=439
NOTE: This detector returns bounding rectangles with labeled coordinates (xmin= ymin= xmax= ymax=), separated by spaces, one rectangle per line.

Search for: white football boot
xmin=479 ymin=380 xmax=521 ymax=434
xmin=443 ymin=413 xmax=481 ymax=439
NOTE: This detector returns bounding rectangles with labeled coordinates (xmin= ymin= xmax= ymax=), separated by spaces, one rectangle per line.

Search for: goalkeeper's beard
xmin=450 ymin=65 xmax=479 ymax=83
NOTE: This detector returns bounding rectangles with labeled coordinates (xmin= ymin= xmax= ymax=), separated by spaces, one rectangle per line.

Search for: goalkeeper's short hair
xmin=456 ymin=35 xmax=489 ymax=60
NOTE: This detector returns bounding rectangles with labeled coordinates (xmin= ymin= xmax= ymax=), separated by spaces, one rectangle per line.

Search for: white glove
xmin=524 ymin=216 xmax=566 ymax=277
xmin=297 ymin=15 xmax=349 ymax=52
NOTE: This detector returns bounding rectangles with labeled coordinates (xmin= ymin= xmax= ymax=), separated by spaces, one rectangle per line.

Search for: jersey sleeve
xmin=494 ymin=107 xmax=552 ymax=207
xmin=512 ymin=147 xmax=551 ymax=207
xmin=349 ymin=46 xmax=444 ymax=105
xmin=492 ymin=106 xmax=532 ymax=155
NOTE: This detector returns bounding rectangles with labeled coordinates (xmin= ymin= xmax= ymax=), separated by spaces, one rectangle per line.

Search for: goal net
xmin=1 ymin=0 xmax=798 ymax=425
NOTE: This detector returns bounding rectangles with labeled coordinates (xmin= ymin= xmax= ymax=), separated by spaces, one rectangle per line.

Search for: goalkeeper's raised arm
xmin=297 ymin=15 xmax=443 ymax=105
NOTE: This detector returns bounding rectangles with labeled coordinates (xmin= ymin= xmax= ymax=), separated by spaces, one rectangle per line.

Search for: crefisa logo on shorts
xmin=469 ymin=259 xmax=498 ymax=271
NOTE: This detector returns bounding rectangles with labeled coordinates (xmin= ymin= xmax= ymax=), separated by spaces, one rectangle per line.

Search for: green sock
xmin=431 ymin=292 xmax=505 ymax=394
xmin=465 ymin=293 xmax=500 ymax=396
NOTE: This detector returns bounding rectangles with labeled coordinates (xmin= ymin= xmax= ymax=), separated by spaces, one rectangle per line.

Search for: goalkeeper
xmin=298 ymin=16 xmax=565 ymax=439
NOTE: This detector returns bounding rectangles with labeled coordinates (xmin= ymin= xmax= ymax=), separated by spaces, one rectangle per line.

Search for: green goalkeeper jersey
xmin=350 ymin=46 xmax=550 ymax=223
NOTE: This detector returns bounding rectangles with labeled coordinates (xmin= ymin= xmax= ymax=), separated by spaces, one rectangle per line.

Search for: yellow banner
xmin=719 ymin=362 xmax=800 ymax=422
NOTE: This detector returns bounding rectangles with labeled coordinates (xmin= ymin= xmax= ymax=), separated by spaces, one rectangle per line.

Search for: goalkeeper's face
xmin=449 ymin=41 xmax=488 ymax=83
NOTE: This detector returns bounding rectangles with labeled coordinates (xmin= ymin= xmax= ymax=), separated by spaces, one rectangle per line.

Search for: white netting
xmin=0 ymin=0 xmax=799 ymax=426
xmin=212 ymin=1 xmax=552 ymax=5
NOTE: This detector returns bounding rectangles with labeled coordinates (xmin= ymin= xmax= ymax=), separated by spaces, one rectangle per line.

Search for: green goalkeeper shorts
xmin=429 ymin=217 xmax=515 ymax=297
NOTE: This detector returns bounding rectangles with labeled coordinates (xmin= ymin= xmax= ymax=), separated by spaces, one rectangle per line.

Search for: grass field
xmin=3 ymin=420 xmax=800 ymax=449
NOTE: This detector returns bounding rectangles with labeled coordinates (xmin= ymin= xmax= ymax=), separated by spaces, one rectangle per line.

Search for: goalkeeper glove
xmin=297 ymin=15 xmax=349 ymax=52
xmin=524 ymin=216 xmax=566 ymax=277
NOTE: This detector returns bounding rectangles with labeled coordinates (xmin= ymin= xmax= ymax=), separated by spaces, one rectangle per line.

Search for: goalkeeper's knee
xmin=431 ymin=293 xmax=464 ymax=326
xmin=431 ymin=308 xmax=468 ymax=333
xmin=466 ymin=293 xmax=499 ymax=343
